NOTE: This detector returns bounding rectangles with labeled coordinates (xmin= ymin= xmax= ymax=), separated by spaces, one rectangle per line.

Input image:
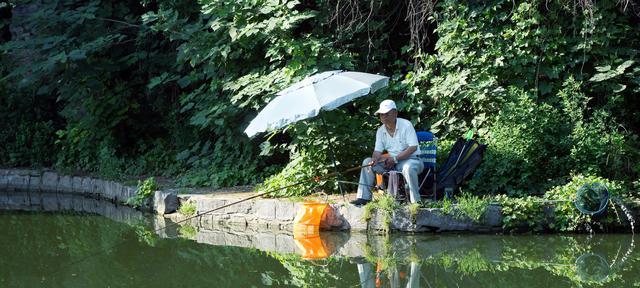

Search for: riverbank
xmin=1 ymin=169 xmax=637 ymax=234
xmin=3 ymin=192 xmax=637 ymax=287
xmin=0 ymin=169 xmax=504 ymax=233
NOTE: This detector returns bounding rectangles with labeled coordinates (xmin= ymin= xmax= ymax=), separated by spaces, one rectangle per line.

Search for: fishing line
xmin=170 ymin=163 xmax=372 ymax=229
xmin=44 ymin=162 xmax=373 ymax=278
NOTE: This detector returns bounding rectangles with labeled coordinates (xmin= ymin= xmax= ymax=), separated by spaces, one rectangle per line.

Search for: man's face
xmin=378 ymin=109 xmax=397 ymax=125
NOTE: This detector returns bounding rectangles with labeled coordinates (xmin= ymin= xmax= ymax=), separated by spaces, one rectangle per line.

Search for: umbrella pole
xmin=321 ymin=115 xmax=346 ymax=199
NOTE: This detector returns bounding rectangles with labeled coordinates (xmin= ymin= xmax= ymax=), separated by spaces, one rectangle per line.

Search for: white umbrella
xmin=244 ymin=70 xmax=389 ymax=137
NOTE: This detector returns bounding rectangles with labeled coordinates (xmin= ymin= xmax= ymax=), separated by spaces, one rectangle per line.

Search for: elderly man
xmin=350 ymin=99 xmax=424 ymax=206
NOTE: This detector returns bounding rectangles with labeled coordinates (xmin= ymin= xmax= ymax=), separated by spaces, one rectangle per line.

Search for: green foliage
xmin=178 ymin=201 xmax=197 ymax=217
xmin=134 ymin=225 xmax=157 ymax=247
xmin=363 ymin=194 xmax=400 ymax=233
xmin=454 ymin=192 xmax=490 ymax=223
xmin=407 ymin=203 xmax=420 ymax=222
xmin=440 ymin=197 xmax=454 ymax=215
xmin=271 ymin=253 xmax=341 ymax=287
xmin=493 ymin=175 xmax=633 ymax=232
xmin=178 ymin=224 xmax=197 ymax=239
xmin=456 ymin=249 xmax=494 ymax=276
xmin=1 ymin=0 xmax=639 ymax=203
xmin=255 ymin=151 xmax=320 ymax=197
xmin=495 ymin=194 xmax=547 ymax=232
xmin=0 ymin=62 xmax=57 ymax=167
xmin=151 ymin=0 xmax=356 ymax=188
xmin=96 ymin=140 xmax=124 ymax=180
xmin=127 ymin=177 xmax=158 ymax=208
xmin=432 ymin=0 xmax=640 ymax=196
xmin=429 ymin=193 xmax=490 ymax=223
xmin=470 ymin=88 xmax=570 ymax=196
xmin=544 ymin=174 xmax=626 ymax=232
xmin=1 ymin=0 xmax=191 ymax=178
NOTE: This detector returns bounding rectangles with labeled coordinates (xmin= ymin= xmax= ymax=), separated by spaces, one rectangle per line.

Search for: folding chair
xmin=374 ymin=131 xmax=437 ymax=202
xmin=417 ymin=131 xmax=437 ymax=200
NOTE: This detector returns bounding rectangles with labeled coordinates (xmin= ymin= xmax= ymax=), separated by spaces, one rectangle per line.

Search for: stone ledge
xmin=0 ymin=169 xmax=146 ymax=211
xmin=0 ymin=169 xmax=509 ymax=233
xmin=171 ymin=195 xmax=504 ymax=233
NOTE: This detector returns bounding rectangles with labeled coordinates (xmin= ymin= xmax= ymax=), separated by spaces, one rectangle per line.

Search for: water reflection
xmin=186 ymin=222 xmax=637 ymax=287
xmin=0 ymin=190 xmax=146 ymax=223
xmin=1 ymin=191 xmax=638 ymax=287
xmin=357 ymin=234 xmax=637 ymax=287
xmin=356 ymin=261 xmax=421 ymax=288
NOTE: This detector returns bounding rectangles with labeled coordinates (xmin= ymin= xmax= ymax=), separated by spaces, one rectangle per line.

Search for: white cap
xmin=375 ymin=99 xmax=397 ymax=114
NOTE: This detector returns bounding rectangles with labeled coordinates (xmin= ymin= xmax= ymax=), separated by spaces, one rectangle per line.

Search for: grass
xmin=178 ymin=225 xmax=197 ymax=239
xmin=408 ymin=203 xmax=421 ymax=222
xmin=419 ymin=192 xmax=489 ymax=223
xmin=363 ymin=194 xmax=401 ymax=233
xmin=178 ymin=201 xmax=197 ymax=216
xmin=455 ymin=192 xmax=490 ymax=223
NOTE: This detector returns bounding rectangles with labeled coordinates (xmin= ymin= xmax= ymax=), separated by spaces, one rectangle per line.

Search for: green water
xmin=0 ymin=211 xmax=638 ymax=287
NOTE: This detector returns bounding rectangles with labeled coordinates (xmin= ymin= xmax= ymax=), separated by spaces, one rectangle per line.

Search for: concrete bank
xmin=173 ymin=194 xmax=503 ymax=233
xmin=0 ymin=169 xmax=144 ymax=208
xmin=0 ymin=184 xmax=503 ymax=260
xmin=0 ymin=169 xmax=503 ymax=233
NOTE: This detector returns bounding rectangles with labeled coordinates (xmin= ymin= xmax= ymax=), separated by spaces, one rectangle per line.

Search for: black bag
xmin=419 ymin=138 xmax=487 ymax=199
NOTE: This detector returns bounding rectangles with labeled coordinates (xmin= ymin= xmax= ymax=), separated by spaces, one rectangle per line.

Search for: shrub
xmin=544 ymin=174 xmax=626 ymax=232
xmin=178 ymin=201 xmax=197 ymax=217
xmin=494 ymin=194 xmax=547 ymax=232
xmin=469 ymin=88 xmax=570 ymax=197
xmin=127 ymin=177 xmax=159 ymax=208
xmin=455 ymin=192 xmax=490 ymax=223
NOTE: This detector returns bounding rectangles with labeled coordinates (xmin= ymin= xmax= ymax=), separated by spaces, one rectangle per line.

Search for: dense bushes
xmin=1 ymin=0 xmax=638 ymax=198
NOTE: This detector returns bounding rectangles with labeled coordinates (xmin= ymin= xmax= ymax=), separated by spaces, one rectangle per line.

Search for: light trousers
xmin=357 ymin=157 xmax=424 ymax=203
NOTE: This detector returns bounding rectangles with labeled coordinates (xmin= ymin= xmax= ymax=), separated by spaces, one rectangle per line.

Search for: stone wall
xmin=1 ymin=168 xmax=504 ymax=233
xmin=169 ymin=195 xmax=504 ymax=233
xmin=0 ymin=169 xmax=142 ymax=208
xmin=156 ymin=217 xmax=506 ymax=261
xmin=0 ymin=189 xmax=147 ymax=224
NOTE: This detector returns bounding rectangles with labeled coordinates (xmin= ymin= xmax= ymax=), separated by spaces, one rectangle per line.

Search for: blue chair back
xmin=417 ymin=131 xmax=436 ymax=169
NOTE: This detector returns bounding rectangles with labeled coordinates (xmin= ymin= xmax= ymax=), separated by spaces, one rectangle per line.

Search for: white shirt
xmin=374 ymin=118 xmax=420 ymax=158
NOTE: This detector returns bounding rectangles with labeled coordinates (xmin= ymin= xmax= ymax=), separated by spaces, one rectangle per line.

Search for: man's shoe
xmin=350 ymin=198 xmax=371 ymax=206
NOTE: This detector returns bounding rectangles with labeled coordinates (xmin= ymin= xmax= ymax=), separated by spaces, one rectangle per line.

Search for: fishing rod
xmin=167 ymin=162 xmax=373 ymax=229
xmin=46 ymin=162 xmax=374 ymax=276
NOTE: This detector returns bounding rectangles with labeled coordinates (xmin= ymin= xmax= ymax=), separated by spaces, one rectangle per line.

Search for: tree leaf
xmin=616 ymin=60 xmax=634 ymax=74
xmin=68 ymin=49 xmax=86 ymax=60
xmin=612 ymin=83 xmax=626 ymax=93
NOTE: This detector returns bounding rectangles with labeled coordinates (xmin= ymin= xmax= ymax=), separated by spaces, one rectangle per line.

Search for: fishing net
xmin=575 ymin=252 xmax=611 ymax=283
xmin=573 ymin=182 xmax=610 ymax=216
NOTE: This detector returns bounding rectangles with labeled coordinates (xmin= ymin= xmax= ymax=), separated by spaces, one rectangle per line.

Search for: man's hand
xmin=383 ymin=156 xmax=395 ymax=170
xmin=371 ymin=151 xmax=383 ymax=166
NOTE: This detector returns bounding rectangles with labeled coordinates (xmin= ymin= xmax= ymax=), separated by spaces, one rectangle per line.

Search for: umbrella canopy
xmin=244 ymin=70 xmax=389 ymax=137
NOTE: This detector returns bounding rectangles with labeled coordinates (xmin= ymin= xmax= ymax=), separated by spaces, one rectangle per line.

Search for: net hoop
xmin=573 ymin=182 xmax=610 ymax=216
